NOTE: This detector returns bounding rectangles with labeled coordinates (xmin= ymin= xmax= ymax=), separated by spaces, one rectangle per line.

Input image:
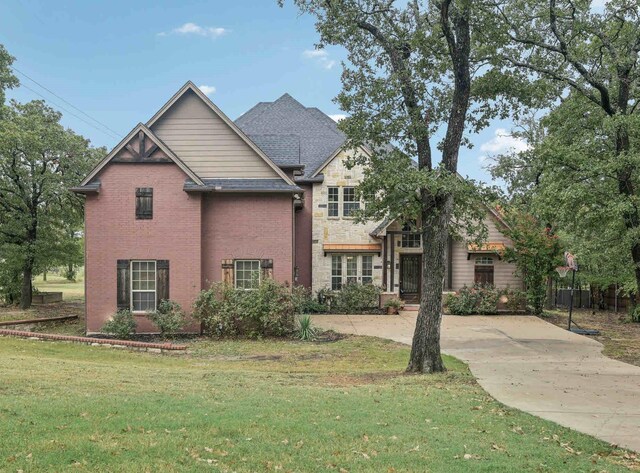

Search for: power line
xmin=10 ymin=66 xmax=122 ymax=139
xmin=16 ymin=82 xmax=122 ymax=140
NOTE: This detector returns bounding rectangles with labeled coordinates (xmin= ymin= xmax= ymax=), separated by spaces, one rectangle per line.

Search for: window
xmin=401 ymin=222 xmax=421 ymax=248
xmin=331 ymin=254 xmax=374 ymax=289
xmin=346 ymin=256 xmax=358 ymax=284
xmin=331 ymin=255 xmax=343 ymax=290
xmin=234 ymin=260 xmax=261 ymax=290
xmin=475 ymin=256 xmax=494 ymax=265
xmin=328 ymin=187 xmax=339 ymax=217
xmin=342 ymin=187 xmax=360 ymax=217
xmin=136 ymin=188 xmax=153 ymax=219
xmin=361 ymin=255 xmax=373 ymax=284
xmin=131 ymin=261 xmax=156 ymax=312
xmin=474 ymin=256 xmax=494 ymax=285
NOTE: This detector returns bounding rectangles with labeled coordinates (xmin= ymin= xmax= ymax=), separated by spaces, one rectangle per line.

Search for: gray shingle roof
xmin=236 ymin=93 xmax=346 ymax=179
xmin=247 ymin=134 xmax=301 ymax=167
xmin=184 ymin=178 xmax=302 ymax=193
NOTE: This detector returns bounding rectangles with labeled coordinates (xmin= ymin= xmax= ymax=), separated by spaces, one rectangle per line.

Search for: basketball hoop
xmin=555 ymin=266 xmax=571 ymax=278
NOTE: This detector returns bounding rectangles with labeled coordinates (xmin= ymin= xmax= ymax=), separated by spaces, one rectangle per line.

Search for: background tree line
xmin=0 ymin=45 xmax=105 ymax=309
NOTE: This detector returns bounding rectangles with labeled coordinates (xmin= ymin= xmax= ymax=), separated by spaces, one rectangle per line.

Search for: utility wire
xmin=10 ymin=66 xmax=122 ymax=139
xmin=17 ymin=82 xmax=122 ymax=140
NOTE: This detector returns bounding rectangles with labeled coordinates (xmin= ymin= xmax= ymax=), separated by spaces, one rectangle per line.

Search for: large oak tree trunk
xmin=407 ymin=194 xmax=452 ymax=373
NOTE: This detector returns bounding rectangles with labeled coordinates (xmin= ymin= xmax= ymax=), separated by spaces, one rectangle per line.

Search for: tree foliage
xmin=0 ymin=100 xmax=104 ymax=307
xmin=284 ymin=0 xmax=514 ymax=372
xmin=501 ymin=209 xmax=562 ymax=314
xmin=488 ymin=0 xmax=640 ymax=304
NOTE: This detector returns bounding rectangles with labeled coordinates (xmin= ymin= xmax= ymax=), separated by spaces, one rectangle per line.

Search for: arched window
xmin=401 ymin=221 xmax=421 ymax=248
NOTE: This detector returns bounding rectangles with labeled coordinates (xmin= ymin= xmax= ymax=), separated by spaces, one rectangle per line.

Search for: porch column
xmin=382 ymin=235 xmax=388 ymax=291
xmin=390 ymin=233 xmax=395 ymax=293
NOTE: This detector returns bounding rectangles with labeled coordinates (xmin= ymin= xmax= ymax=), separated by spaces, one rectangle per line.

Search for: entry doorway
xmin=399 ymin=254 xmax=421 ymax=304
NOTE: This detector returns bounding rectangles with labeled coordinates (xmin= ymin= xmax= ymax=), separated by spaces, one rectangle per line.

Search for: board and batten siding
xmin=150 ymin=89 xmax=280 ymax=179
xmin=450 ymin=213 xmax=523 ymax=290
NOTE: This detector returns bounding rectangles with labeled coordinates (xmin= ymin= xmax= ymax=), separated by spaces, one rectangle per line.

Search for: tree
xmin=0 ymin=44 xmax=18 ymax=107
xmin=490 ymin=0 xmax=640 ymax=303
xmin=501 ymin=208 xmax=562 ymax=314
xmin=0 ymin=100 xmax=104 ymax=308
xmin=285 ymin=0 xmax=508 ymax=372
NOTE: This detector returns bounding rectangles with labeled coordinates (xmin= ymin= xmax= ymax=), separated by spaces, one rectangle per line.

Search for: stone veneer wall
xmin=311 ymin=149 xmax=384 ymax=293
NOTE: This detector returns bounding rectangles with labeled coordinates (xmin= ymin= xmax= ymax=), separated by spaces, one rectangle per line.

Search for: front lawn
xmin=0 ymin=336 xmax=636 ymax=472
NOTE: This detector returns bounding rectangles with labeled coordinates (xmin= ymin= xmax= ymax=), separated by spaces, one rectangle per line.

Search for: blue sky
xmin=1 ymin=0 xmax=523 ymax=184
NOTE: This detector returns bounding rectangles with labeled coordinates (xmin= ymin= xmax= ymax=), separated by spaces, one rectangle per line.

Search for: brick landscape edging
xmin=0 ymin=315 xmax=78 ymax=327
xmin=0 ymin=329 xmax=187 ymax=351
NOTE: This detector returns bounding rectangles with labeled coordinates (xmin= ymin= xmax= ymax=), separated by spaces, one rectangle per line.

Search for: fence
xmin=554 ymin=284 xmax=629 ymax=312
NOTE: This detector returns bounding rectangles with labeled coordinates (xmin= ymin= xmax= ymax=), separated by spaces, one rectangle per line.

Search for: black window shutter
xmin=260 ymin=259 xmax=273 ymax=280
xmin=116 ymin=260 xmax=130 ymax=310
xmin=136 ymin=188 xmax=153 ymax=219
xmin=157 ymin=260 xmax=170 ymax=305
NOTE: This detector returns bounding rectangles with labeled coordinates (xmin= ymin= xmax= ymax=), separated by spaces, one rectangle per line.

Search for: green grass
xmin=0 ymin=336 xmax=635 ymax=472
xmin=33 ymin=270 xmax=85 ymax=302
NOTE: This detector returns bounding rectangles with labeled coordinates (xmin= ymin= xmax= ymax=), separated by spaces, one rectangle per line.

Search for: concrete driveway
xmin=315 ymin=313 xmax=640 ymax=452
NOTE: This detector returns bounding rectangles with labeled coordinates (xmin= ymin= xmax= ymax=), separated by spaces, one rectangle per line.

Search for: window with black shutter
xmin=135 ymin=188 xmax=153 ymax=219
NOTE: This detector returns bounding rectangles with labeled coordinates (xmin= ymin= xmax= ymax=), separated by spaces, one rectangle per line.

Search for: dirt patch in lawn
xmin=543 ymin=308 xmax=640 ymax=367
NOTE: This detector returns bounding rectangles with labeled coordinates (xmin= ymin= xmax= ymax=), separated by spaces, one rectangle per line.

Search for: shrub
xmin=148 ymin=299 xmax=186 ymax=338
xmin=102 ymin=309 xmax=136 ymax=339
xmin=193 ymin=278 xmax=296 ymax=339
xmin=500 ymin=288 xmax=527 ymax=313
xmin=446 ymin=284 xmax=499 ymax=315
xmin=292 ymin=285 xmax=328 ymax=314
xmin=334 ymin=283 xmax=381 ymax=314
xmin=297 ymin=314 xmax=317 ymax=341
xmin=384 ymin=297 xmax=403 ymax=310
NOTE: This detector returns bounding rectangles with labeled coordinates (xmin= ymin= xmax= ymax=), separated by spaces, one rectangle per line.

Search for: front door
xmin=400 ymin=254 xmax=421 ymax=304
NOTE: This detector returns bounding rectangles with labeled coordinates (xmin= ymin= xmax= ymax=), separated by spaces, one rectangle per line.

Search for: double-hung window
xmin=342 ymin=187 xmax=360 ymax=217
xmin=361 ymin=255 xmax=373 ymax=284
xmin=234 ymin=260 xmax=261 ymax=290
xmin=131 ymin=260 xmax=156 ymax=312
xmin=331 ymin=254 xmax=374 ymax=289
xmin=328 ymin=187 xmax=339 ymax=217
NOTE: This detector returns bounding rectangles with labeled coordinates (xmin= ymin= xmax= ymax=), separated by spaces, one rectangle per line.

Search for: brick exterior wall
xmin=201 ymin=193 xmax=294 ymax=287
xmin=84 ymin=163 xmax=202 ymax=333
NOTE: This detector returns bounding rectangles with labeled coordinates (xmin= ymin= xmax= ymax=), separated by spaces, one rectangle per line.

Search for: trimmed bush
xmin=292 ymin=285 xmax=328 ymax=314
xmin=446 ymin=285 xmax=526 ymax=315
xmin=102 ymin=309 xmax=136 ymax=339
xmin=193 ymin=278 xmax=296 ymax=339
xmin=333 ymin=283 xmax=381 ymax=314
xmin=148 ymin=299 xmax=186 ymax=338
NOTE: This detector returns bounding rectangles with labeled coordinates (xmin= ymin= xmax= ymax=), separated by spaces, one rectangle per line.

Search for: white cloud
xmin=479 ymin=128 xmax=530 ymax=163
xmin=198 ymin=85 xmax=216 ymax=96
xmin=302 ymin=49 xmax=336 ymax=70
xmin=329 ymin=114 xmax=347 ymax=122
xmin=158 ymin=22 xmax=229 ymax=39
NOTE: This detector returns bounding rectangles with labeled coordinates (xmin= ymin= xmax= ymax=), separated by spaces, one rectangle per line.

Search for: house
xmin=236 ymin=93 xmax=523 ymax=305
xmin=73 ymin=82 xmax=522 ymax=334
xmin=72 ymin=82 xmax=301 ymax=333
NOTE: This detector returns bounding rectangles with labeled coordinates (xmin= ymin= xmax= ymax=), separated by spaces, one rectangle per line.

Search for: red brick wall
xmin=295 ymin=184 xmax=313 ymax=288
xmin=201 ymin=193 xmax=294 ymax=287
xmin=84 ymin=163 xmax=202 ymax=333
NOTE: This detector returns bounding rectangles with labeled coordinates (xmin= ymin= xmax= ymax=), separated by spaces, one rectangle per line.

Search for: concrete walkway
xmin=315 ymin=313 xmax=640 ymax=452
